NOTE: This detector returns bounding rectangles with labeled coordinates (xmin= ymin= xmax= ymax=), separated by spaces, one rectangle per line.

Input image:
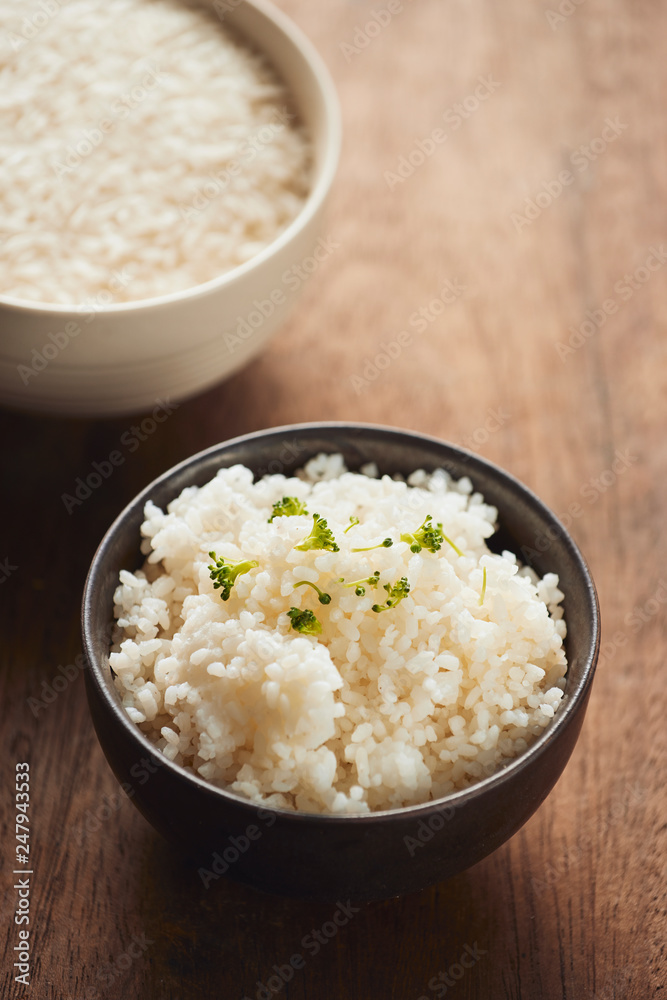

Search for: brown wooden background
xmin=2 ymin=0 xmax=666 ymax=997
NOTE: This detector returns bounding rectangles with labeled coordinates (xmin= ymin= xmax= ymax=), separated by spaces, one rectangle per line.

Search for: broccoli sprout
xmin=287 ymin=607 xmax=322 ymax=635
xmin=208 ymin=551 xmax=259 ymax=601
xmin=479 ymin=566 xmax=487 ymax=606
xmin=294 ymin=513 xmax=340 ymax=553
xmin=400 ymin=514 xmax=444 ymax=554
xmin=292 ymin=580 xmax=331 ymax=604
xmin=372 ymin=577 xmax=410 ymax=613
xmin=268 ymin=496 xmax=308 ymax=522
xmin=339 ymin=570 xmax=381 ymax=597
xmin=351 ymin=538 xmax=393 ymax=553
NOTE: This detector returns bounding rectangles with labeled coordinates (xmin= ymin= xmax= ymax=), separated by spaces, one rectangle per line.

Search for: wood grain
xmin=2 ymin=0 xmax=666 ymax=996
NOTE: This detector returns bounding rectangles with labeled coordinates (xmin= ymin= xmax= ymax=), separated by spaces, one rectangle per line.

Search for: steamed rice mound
xmin=110 ymin=454 xmax=568 ymax=814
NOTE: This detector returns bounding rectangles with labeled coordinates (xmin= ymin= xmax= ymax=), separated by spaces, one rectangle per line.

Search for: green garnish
xmin=351 ymin=538 xmax=393 ymax=552
xmin=479 ymin=566 xmax=487 ymax=606
xmin=400 ymin=514 xmax=444 ymax=554
xmin=268 ymin=496 xmax=308 ymax=522
xmin=294 ymin=513 xmax=340 ymax=552
xmin=344 ymin=516 xmax=360 ymax=533
xmin=287 ymin=607 xmax=322 ymax=635
xmin=292 ymin=580 xmax=331 ymax=604
xmin=339 ymin=570 xmax=381 ymax=596
xmin=208 ymin=551 xmax=259 ymax=601
xmin=442 ymin=533 xmax=464 ymax=558
xmin=372 ymin=577 xmax=410 ymax=613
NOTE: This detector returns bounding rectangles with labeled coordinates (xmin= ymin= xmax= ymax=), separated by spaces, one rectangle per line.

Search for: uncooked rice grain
xmin=0 ymin=0 xmax=311 ymax=305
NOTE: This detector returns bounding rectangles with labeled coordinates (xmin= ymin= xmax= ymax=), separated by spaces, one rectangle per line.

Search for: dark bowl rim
xmin=82 ymin=420 xmax=600 ymax=825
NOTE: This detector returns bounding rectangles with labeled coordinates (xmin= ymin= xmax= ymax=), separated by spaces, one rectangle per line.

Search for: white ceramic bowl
xmin=0 ymin=0 xmax=340 ymax=417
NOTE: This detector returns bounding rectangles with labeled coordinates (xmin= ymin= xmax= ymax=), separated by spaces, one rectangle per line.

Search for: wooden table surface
xmin=2 ymin=0 xmax=666 ymax=997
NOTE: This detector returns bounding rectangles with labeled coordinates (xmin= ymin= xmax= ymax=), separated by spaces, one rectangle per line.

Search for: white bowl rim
xmin=0 ymin=0 xmax=341 ymax=316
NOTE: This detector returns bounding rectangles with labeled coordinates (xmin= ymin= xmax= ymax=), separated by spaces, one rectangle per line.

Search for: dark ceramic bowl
xmin=82 ymin=423 xmax=599 ymax=901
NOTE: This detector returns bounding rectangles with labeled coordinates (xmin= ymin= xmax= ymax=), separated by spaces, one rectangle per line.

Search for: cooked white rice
xmin=110 ymin=454 xmax=568 ymax=814
xmin=0 ymin=0 xmax=310 ymax=305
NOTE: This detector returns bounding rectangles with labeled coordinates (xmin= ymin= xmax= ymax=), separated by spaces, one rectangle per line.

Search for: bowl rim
xmin=0 ymin=0 xmax=342 ymax=316
xmin=82 ymin=421 xmax=600 ymax=824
